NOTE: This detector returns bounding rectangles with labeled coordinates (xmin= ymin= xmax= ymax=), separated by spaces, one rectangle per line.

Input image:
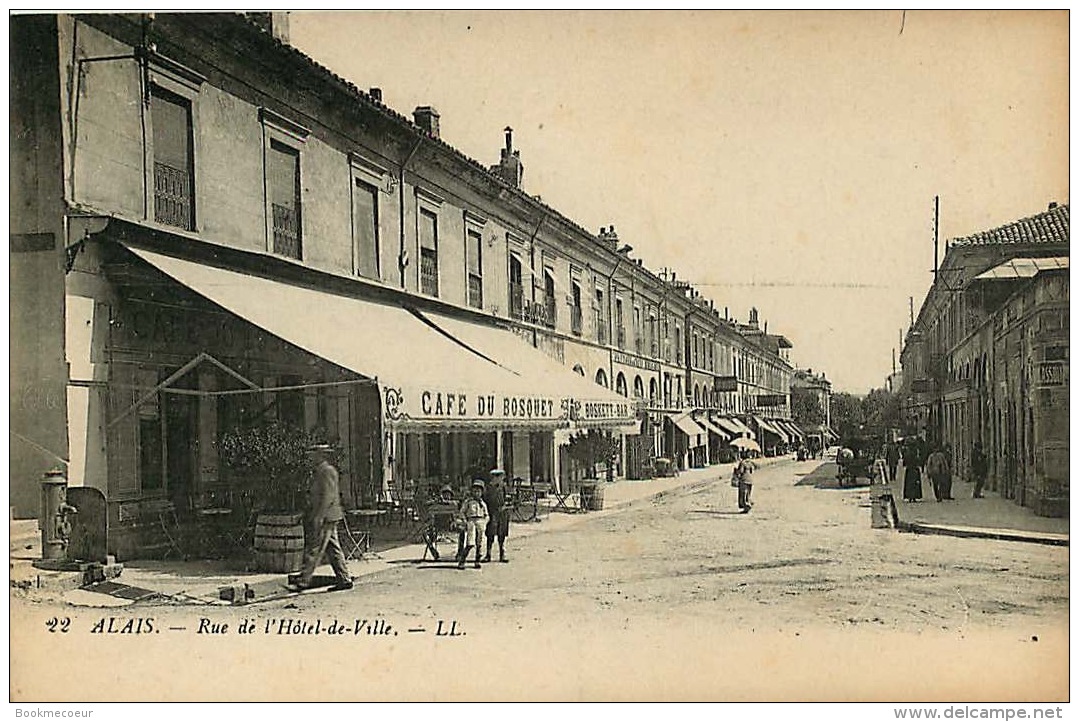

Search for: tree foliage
xmin=219 ymin=421 xmax=314 ymax=512
xmin=790 ymin=387 xmax=825 ymax=427
xmin=830 ymin=392 xmax=866 ymax=441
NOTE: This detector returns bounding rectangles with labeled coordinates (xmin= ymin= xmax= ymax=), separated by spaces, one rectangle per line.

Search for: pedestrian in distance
xmin=901 ymin=440 xmax=923 ymax=503
xmin=289 ymin=443 xmax=353 ymax=591
xmin=456 ymin=480 xmax=489 ymax=570
xmin=971 ymin=441 xmax=988 ymax=499
xmin=482 ymin=469 xmax=511 ymax=563
xmin=885 ymin=441 xmax=901 ymax=484
xmin=925 ymin=445 xmax=953 ymax=502
xmin=732 ymin=450 xmax=757 ymax=513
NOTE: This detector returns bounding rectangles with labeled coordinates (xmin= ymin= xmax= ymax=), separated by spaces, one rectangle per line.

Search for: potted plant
xmin=220 ymin=422 xmax=313 ymax=572
xmin=566 ymin=429 xmax=621 ymax=510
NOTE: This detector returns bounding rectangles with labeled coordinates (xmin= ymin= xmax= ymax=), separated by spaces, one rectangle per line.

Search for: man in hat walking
xmin=290 ymin=443 xmax=353 ymax=591
xmin=483 ymin=469 xmax=511 ymax=563
xmin=456 ymin=480 xmax=489 ymax=570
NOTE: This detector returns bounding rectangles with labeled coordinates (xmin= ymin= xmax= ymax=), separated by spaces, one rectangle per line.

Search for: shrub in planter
xmin=220 ymin=422 xmax=314 ymax=572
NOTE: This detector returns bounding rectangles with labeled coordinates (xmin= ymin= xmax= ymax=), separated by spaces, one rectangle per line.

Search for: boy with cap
xmin=457 ymin=480 xmax=489 ymax=569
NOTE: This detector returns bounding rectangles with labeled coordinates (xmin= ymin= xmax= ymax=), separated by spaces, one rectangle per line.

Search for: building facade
xmin=12 ymin=13 xmax=811 ymax=557
xmin=899 ymin=204 xmax=1069 ymax=517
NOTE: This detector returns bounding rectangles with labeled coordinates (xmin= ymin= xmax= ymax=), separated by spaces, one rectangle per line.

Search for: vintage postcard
xmin=9 ymin=10 xmax=1070 ymax=708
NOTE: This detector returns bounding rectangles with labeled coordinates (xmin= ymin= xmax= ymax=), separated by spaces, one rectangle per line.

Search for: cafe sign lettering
xmin=385 ymin=385 xmax=633 ymax=426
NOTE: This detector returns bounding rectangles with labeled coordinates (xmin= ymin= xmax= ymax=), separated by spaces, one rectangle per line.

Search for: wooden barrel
xmin=579 ymin=482 xmax=605 ymax=511
xmin=254 ymin=513 xmax=305 ymax=573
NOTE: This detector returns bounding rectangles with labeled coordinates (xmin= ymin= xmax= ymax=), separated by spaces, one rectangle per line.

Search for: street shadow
xmin=689 ymin=509 xmax=745 ymax=516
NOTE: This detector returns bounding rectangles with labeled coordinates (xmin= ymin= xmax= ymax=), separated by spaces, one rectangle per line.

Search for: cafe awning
xmin=127 ymin=248 xmax=631 ymax=431
xmin=417 ymin=310 xmax=636 ymax=429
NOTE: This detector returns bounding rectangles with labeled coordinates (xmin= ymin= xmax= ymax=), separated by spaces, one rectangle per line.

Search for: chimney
xmin=247 ymin=12 xmax=290 ymax=44
xmin=491 ymin=126 xmax=524 ymax=188
xmin=369 ymin=87 xmax=383 ymax=104
xmin=748 ymin=307 xmax=759 ymax=328
xmin=413 ymin=106 xmax=441 ymax=139
xmin=764 ymin=321 xmax=768 ymax=334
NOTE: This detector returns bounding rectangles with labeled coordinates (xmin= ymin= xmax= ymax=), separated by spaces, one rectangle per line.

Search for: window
xmin=648 ymin=311 xmax=658 ymax=357
xmin=674 ymin=325 xmax=683 ymax=365
xmin=615 ymin=298 xmax=625 ymax=349
xmin=595 ymin=288 xmax=607 ymax=344
xmin=150 ymin=86 xmax=194 ymax=231
xmin=419 ymin=208 xmax=439 ymax=296
xmin=543 ymin=269 xmax=556 ymax=328
xmin=268 ymin=140 xmax=302 ymax=259
xmin=595 ymin=369 xmax=608 ymax=388
xmin=633 ymin=307 xmax=642 ymax=354
xmin=352 ymin=178 xmax=380 ymax=279
xmin=616 ymin=372 xmax=628 ymax=397
xmin=466 ymin=229 xmax=483 ymax=309
xmin=509 ymin=255 xmax=525 ymax=319
xmin=570 ymin=280 xmax=583 ymax=335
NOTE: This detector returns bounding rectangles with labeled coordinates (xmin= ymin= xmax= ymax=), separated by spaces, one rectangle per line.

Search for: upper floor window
xmin=150 ymin=86 xmax=195 ymax=231
xmin=595 ymin=288 xmax=607 ymax=345
xmin=674 ymin=325 xmax=683 ymax=365
xmin=268 ymin=140 xmax=302 ymax=259
xmin=615 ymin=298 xmax=625 ymax=349
xmin=633 ymin=306 xmax=642 ymax=355
xmin=419 ymin=208 xmax=439 ymax=297
xmin=352 ymin=178 xmax=380 ymax=279
xmin=570 ymin=280 xmax=583 ymax=336
xmin=466 ymin=229 xmax=483 ymax=309
xmin=543 ymin=269 xmax=556 ymax=329
xmin=260 ymin=108 xmax=308 ymax=261
xmin=509 ymin=254 xmax=525 ymax=319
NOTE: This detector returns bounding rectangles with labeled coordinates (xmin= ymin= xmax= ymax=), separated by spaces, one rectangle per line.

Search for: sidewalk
xmin=10 ymin=458 xmax=772 ymax=607
xmin=887 ymin=463 xmax=1069 ymax=546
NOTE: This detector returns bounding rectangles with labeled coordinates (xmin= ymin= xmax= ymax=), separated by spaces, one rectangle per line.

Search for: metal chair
xmin=341 ymin=510 xmax=374 ymax=560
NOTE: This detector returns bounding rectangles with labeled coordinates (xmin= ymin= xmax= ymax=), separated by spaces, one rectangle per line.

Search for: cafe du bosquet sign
xmin=382 ymin=384 xmax=632 ymax=427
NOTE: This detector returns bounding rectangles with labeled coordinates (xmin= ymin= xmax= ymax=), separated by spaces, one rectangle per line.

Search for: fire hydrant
xmin=40 ymin=468 xmax=77 ymax=560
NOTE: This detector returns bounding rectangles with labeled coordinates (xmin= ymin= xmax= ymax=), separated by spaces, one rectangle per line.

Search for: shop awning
xmin=696 ymin=415 xmax=730 ymax=440
xmin=669 ymin=412 xmax=706 ymax=446
xmin=717 ymin=416 xmax=754 ymax=439
xmin=417 ymin=310 xmax=636 ymax=429
xmin=778 ymin=420 xmax=804 ymax=440
xmin=753 ymin=416 xmax=788 ymax=443
xmin=128 ymin=248 xmax=631 ymax=431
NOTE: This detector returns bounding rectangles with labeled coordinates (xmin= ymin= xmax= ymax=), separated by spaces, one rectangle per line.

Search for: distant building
xmin=899 ymin=204 xmax=1069 ymax=516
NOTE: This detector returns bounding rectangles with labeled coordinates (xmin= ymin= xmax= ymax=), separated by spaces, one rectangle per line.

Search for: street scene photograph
xmin=8 ymin=10 xmax=1070 ymax=709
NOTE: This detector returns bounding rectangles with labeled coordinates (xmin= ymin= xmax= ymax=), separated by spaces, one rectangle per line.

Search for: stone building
xmin=11 ymin=13 xmax=808 ymax=556
xmin=900 ymin=204 xmax=1069 ymax=516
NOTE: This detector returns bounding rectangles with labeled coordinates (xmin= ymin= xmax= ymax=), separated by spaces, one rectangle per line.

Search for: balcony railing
xmin=420 ymin=248 xmax=439 ymax=296
xmin=570 ymin=305 xmax=582 ymax=336
xmin=154 ymin=161 xmax=193 ymax=231
xmin=271 ymin=203 xmax=300 ymax=259
xmin=467 ymin=274 xmax=483 ymax=309
xmin=594 ymin=311 xmax=608 ymax=345
xmin=509 ymin=281 xmax=525 ymax=319
xmin=544 ymin=295 xmax=557 ymax=329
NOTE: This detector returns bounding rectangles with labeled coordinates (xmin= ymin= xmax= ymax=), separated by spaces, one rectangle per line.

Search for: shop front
xmin=92 ymin=241 xmax=634 ymax=559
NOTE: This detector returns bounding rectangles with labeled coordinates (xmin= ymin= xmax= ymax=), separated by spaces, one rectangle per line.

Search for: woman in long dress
xmin=901 ymin=444 xmax=923 ymax=502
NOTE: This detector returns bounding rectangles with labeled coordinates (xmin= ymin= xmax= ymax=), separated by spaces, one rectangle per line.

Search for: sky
xmin=289 ymin=10 xmax=1069 ymax=394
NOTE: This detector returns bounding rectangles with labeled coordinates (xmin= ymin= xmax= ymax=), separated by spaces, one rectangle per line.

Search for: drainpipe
xmin=397 ymin=137 xmax=423 ymax=289
xmin=526 ymin=212 xmax=547 ymax=347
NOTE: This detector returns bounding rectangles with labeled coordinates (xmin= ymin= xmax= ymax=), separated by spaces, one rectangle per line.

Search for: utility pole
xmin=933 ymin=194 xmax=940 ymax=281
